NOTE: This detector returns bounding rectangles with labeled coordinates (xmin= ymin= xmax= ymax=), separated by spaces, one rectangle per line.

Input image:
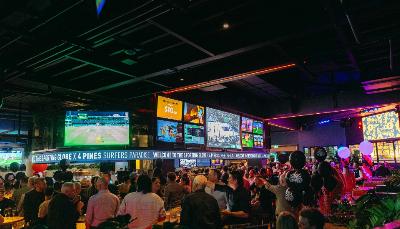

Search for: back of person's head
xmin=167 ymin=172 xmax=176 ymax=182
xmin=181 ymin=174 xmax=190 ymax=185
xmin=4 ymin=182 xmax=12 ymax=191
xmin=73 ymin=181 xmax=82 ymax=193
xmin=28 ymin=177 xmax=36 ymax=188
xmin=277 ymin=211 xmax=298 ymax=229
xmin=299 ymin=208 xmax=325 ymax=229
xmin=91 ymin=176 xmax=100 ymax=185
xmin=19 ymin=175 xmax=28 ymax=185
xmin=223 ymin=166 xmax=228 ymax=172
xmin=45 ymin=177 xmax=54 ymax=187
xmin=192 ymin=175 xmax=207 ymax=192
xmin=61 ymin=182 xmax=75 ymax=199
xmin=212 ymin=169 xmax=222 ymax=181
xmin=45 ymin=187 xmax=54 ymax=197
xmin=137 ymin=174 xmax=152 ymax=194
xmin=96 ymin=177 xmax=109 ymax=190
xmin=230 ymin=170 xmax=244 ymax=187
xmin=123 ymin=175 xmax=130 ymax=183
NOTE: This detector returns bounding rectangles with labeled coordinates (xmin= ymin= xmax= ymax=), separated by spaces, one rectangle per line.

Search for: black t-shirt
xmin=215 ymin=185 xmax=250 ymax=225
xmin=0 ymin=198 xmax=15 ymax=215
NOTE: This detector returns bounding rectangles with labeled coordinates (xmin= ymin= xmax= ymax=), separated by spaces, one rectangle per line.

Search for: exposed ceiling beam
xmin=147 ymin=20 xmax=215 ymax=57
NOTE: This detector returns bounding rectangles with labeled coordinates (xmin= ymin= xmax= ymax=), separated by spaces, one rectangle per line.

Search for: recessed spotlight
xmin=222 ymin=22 xmax=230 ymax=29
xmin=180 ymin=78 xmax=184 ymax=81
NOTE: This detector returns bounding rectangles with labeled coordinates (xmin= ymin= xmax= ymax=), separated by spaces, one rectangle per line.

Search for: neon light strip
xmin=163 ymin=63 xmax=296 ymax=94
xmin=268 ymin=122 xmax=296 ymax=131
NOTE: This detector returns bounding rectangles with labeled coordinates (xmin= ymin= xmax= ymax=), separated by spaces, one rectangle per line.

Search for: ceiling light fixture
xmin=222 ymin=22 xmax=230 ymax=29
xmin=163 ymin=63 xmax=296 ymax=94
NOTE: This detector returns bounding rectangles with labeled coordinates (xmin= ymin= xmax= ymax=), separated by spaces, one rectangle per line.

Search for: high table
xmin=0 ymin=217 xmax=24 ymax=229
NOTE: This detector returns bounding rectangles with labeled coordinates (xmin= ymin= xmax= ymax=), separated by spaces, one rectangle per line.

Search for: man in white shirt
xmin=86 ymin=177 xmax=120 ymax=228
xmin=119 ymin=174 xmax=165 ymax=229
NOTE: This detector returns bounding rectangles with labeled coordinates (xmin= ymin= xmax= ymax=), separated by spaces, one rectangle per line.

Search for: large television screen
xmin=362 ymin=111 xmax=400 ymax=141
xmin=157 ymin=119 xmax=183 ymax=143
xmin=254 ymin=135 xmax=264 ymax=148
xmin=157 ymin=96 xmax=183 ymax=121
xmin=183 ymin=103 xmax=205 ymax=124
xmin=206 ymin=108 xmax=241 ymax=149
xmin=196 ymin=159 xmax=211 ymax=167
xmin=0 ymin=149 xmax=23 ymax=167
xmin=241 ymin=117 xmax=253 ymax=133
xmin=184 ymin=124 xmax=205 ymax=145
xmin=64 ymin=111 xmax=129 ymax=146
xmin=180 ymin=159 xmax=196 ymax=168
xmin=253 ymin=121 xmax=264 ymax=135
xmin=242 ymin=133 xmax=254 ymax=148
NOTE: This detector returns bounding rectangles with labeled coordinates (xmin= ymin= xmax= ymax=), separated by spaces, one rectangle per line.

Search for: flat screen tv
xmin=254 ymin=135 xmax=264 ymax=148
xmin=157 ymin=119 xmax=183 ymax=143
xmin=206 ymin=107 xmax=241 ymax=149
xmin=179 ymin=159 xmax=196 ymax=168
xmin=157 ymin=96 xmax=183 ymax=121
xmin=196 ymin=159 xmax=211 ymax=167
xmin=242 ymin=133 xmax=254 ymax=148
xmin=184 ymin=124 xmax=205 ymax=145
xmin=0 ymin=149 xmax=23 ymax=167
xmin=211 ymin=159 xmax=224 ymax=166
xmin=253 ymin=121 xmax=264 ymax=135
xmin=241 ymin=117 xmax=253 ymax=133
xmin=362 ymin=111 xmax=400 ymax=141
xmin=64 ymin=111 xmax=129 ymax=146
xmin=184 ymin=102 xmax=205 ymax=124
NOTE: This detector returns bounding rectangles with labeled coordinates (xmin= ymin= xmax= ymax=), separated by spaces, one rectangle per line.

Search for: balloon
xmin=32 ymin=164 xmax=48 ymax=172
xmin=290 ymin=151 xmax=306 ymax=170
xmin=360 ymin=140 xmax=374 ymax=155
xmin=338 ymin=147 xmax=351 ymax=159
xmin=314 ymin=147 xmax=327 ymax=162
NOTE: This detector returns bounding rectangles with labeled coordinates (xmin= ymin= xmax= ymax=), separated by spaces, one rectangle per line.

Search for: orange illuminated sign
xmin=157 ymin=96 xmax=183 ymax=121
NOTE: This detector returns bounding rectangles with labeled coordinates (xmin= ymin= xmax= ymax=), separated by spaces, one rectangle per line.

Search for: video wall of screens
xmin=64 ymin=111 xmax=129 ymax=146
xmin=240 ymin=116 xmax=264 ymax=149
xmin=157 ymin=120 xmax=183 ymax=143
xmin=206 ymin=108 xmax=241 ymax=149
xmin=184 ymin=124 xmax=205 ymax=145
xmin=155 ymin=95 xmax=266 ymax=150
xmin=362 ymin=111 xmax=400 ymax=141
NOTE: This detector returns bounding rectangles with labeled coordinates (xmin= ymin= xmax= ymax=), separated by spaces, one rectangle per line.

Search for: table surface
xmin=0 ymin=216 xmax=24 ymax=225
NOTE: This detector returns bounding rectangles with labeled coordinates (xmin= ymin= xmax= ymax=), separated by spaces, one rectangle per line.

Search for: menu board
xmin=157 ymin=96 xmax=183 ymax=121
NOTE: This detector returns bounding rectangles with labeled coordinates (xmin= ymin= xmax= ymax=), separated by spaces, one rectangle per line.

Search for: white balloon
xmin=338 ymin=147 xmax=351 ymax=159
xmin=360 ymin=140 xmax=374 ymax=155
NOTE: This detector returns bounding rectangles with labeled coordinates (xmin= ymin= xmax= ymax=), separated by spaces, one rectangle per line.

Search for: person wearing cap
xmin=0 ymin=185 xmax=16 ymax=216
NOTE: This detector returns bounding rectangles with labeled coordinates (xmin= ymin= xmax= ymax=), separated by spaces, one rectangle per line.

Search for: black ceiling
xmin=1 ymin=0 xmax=400 ymax=117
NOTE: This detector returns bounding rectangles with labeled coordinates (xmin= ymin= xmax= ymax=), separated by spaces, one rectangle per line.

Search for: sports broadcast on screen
xmin=241 ymin=117 xmax=253 ymax=132
xmin=64 ymin=111 xmax=129 ymax=146
xmin=242 ymin=133 xmax=254 ymax=148
xmin=206 ymin=107 xmax=241 ymax=149
xmin=253 ymin=121 xmax=264 ymax=135
xmin=254 ymin=135 xmax=264 ymax=148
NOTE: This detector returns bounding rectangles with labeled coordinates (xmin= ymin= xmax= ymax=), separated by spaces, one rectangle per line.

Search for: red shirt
xmin=243 ymin=178 xmax=250 ymax=191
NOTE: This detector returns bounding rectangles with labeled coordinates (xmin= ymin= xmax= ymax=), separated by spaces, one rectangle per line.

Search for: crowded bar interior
xmin=1 ymin=1 xmax=400 ymax=229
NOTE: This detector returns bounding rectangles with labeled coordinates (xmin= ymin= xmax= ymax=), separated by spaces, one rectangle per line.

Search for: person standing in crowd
xmin=298 ymin=208 xmax=325 ymax=229
xmin=353 ymin=163 xmax=364 ymax=185
xmin=118 ymin=175 xmax=131 ymax=199
xmin=251 ymin=175 xmax=276 ymax=219
xmin=180 ymin=173 xmax=191 ymax=194
xmin=38 ymin=187 xmax=54 ymax=224
xmin=86 ymin=177 xmax=120 ymax=228
xmin=221 ymin=166 xmax=229 ymax=185
xmin=0 ymin=185 xmax=16 ymax=216
xmin=152 ymin=177 xmax=163 ymax=198
xmin=277 ymin=211 xmax=298 ymax=229
xmin=240 ymin=170 xmax=251 ymax=192
xmin=263 ymin=172 xmax=294 ymax=217
xmin=164 ymin=172 xmax=184 ymax=210
xmin=23 ymin=177 xmax=46 ymax=225
xmin=220 ymin=170 xmax=251 ymax=225
xmin=119 ymin=174 xmax=165 ymax=229
xmin=206 ymin=169 xmax=228 ymax=210
xmin=81 ymin=176 xmax=99 ymax=214
xmin=102 ymin=172 xmax=120 ymax=196
xmin=128 ymin=172 xmax=138 ymax=193
xmin=180 ymin=175 xmax=222 ymax=229
xmin=47 ymin=182 xmax=84 ymax=229
xmin=12 ymin=175 xmax=29 ymax=215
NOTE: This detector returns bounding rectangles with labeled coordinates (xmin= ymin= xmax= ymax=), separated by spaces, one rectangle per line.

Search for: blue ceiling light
xmin=318 ymin=119 xmax=331 ymax=125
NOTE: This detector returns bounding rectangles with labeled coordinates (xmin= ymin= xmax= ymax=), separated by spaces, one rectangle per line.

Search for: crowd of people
xmin=0 ymin=148 xmax=393 ymax=229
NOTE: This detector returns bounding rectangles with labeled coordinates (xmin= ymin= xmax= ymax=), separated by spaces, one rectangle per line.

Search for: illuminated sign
xmin=31 ymin=150 xmax=268 ymax=163
xmin=157 ymin=96 xmax=183 ymax=121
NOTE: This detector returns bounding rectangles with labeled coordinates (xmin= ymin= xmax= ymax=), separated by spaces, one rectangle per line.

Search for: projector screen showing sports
xmin=184 ymin=124 xmax=204 ymax=144
xmin=362 ymin=111 xmax=400 ymax=141
xmin=242 ymin=133 xmax=254 ymax=148
xmin=64 ymin=111 xmax=129 ymax=146
xmin=254 ymin=135 xmax=264 ymax=148
xmin=253 ymin=121 xmax=264 ymax=135
xmin=206 ymin=107 xmax=241 ymax=149
xmin=184 ymin=103 xmax=205 ymax=124
xmin=241 ymin=117 xmax=253 ymax=133
xmin=157 ymin=96 xmax=183 ymax=121
xmin=157 ymin=119 xmax=183 ymax=143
